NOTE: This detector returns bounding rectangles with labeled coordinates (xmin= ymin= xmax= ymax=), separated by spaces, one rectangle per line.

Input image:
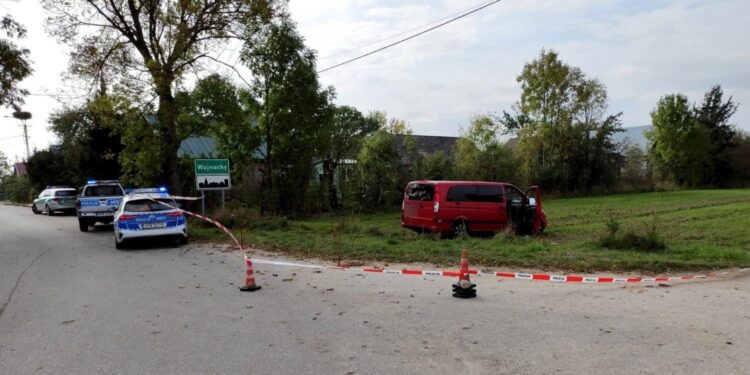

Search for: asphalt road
xmin=1 ymin=204 xmax=749 ymax=374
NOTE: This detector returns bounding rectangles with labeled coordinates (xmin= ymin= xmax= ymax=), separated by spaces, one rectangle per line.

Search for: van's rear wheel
xmin=451 ymin=220 xmax=468 ymax=238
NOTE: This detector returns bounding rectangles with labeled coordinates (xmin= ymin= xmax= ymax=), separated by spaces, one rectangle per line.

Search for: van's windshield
xmin=406 ymin=184 xmax=435 ymax=201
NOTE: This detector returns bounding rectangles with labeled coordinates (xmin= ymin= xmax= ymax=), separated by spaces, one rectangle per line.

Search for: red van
xmin=401 ymin=181 xmax=547 ymax=237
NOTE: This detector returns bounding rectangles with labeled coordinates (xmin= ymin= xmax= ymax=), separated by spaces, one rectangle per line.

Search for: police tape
xmin=140 ymin=198 xmax=750 ymax=284
xmin=145 ymin=197 xmax=241 ymax=249
xmin=248 ymin=258 xmax=750 ymax=284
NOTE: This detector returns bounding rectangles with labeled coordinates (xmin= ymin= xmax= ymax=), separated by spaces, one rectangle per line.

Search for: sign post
xmin=195 ymin=159 xmax=231 ymax=213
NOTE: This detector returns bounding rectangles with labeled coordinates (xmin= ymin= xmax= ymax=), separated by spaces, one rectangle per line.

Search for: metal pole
xmin=221 ymin=190 xmax=225 ymax=213
xmin=21 ymin=120 xmax=30 ymax=160
xmin=201 ymin=190 xmax=205 ymax=216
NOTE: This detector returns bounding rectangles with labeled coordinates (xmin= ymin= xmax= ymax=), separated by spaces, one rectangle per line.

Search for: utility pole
xmin=12 ymin=111 xmax=32 ymax=161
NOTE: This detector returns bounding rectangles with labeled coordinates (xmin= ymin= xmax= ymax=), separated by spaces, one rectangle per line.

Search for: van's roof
xmin=408 ymin=180 xmax=509 ymax=185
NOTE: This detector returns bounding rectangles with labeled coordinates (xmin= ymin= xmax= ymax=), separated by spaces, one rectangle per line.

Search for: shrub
xmin=598 ymin=215 xmax=666 ymax=252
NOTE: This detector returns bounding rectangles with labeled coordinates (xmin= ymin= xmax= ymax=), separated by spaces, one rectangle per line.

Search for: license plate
xmin=96 ymin=212 xmax=112 ymax=217
xmin=142 ymin=222 xmax=166 ymax=229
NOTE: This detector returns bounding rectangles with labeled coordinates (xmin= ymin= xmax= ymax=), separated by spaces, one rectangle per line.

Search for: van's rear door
xmin=402 ymin=183 xmax=435 ymax=228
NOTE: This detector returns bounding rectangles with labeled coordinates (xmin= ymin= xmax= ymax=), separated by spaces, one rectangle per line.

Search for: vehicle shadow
xmin=118 ymin=237 xmax=185 ymax=251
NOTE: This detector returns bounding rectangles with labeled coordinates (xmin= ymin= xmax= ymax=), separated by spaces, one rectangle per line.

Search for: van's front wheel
xmin=451 ymin=220 xmax=468 ymax=238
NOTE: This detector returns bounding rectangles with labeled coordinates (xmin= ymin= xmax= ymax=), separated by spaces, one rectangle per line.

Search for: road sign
xmin=195 ymin=159 xmax=231 ymax=190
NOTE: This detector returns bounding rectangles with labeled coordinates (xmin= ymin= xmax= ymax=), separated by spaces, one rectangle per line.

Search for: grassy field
xmin=190 ymin=189 xmax=750 ymax=273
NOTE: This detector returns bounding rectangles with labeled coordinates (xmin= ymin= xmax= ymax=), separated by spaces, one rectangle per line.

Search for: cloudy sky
xmin=1 ymin=0 xmax=749 ymax=163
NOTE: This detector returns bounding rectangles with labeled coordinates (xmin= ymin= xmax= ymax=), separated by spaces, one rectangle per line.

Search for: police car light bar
xmin=46 ymin=185 xmax=72 ymax=189
xmin=87 ymin=179 xmax=120 ymax=185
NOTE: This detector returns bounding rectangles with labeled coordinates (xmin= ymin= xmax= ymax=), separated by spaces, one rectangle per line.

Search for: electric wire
xmin=318 ymin=0 xmax=500 ymax=61
xmin=317 ymin=0 xmax=502 ymax=73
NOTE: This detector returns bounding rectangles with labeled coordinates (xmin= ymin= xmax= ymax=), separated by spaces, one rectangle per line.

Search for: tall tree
xmin=241 ymin=16 xmax=332 ymax=214
xmin=694 ymin=85 xmax=738 ymax=186
xmin=43 ymin=0 xmax=279 ymax=192
xmin=49 ymin=96 xmax=124 ymax=185
xmin=502 ymin=49 xmax=622 ymax=193
xmin=454 ymin=115 xmax=517 ymax=182
xmin=0 ymin=15 xmax=32 ymax=109
xmin=320 ymin=105 xmax=378 ymax=209
xmin=646 ymin=94 xmax=710 ymax=186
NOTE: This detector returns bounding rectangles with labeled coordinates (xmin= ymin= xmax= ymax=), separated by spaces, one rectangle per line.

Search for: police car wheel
xmin=78 ymin=219 xmax=89 ymax=232
xmin=45 ymin=205 xmax=55 ymax=216
xmin=179 ymin=235 xmax=188 ymax=245
xmin=31 ymin=204 xmax=40 ymax=214
xmin=115 ymin=237 xmax=125 ymax=250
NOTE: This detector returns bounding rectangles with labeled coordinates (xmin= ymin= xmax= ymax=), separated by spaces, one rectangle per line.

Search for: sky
xmin=1 ymin=0 xmax=749 ymax=164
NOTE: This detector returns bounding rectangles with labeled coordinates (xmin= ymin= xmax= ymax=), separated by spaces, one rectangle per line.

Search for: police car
xmin=32 ymin=186 xmax=77 ymax=215
xmin=76 ymin=180 xmax=125 ymax=232
xmin=113 ymin=188 xmax=188 ymax=249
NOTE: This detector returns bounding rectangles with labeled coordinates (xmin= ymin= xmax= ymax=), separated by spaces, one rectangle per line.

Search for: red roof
xmin=13 ymin=162 xmax=26 ymax=176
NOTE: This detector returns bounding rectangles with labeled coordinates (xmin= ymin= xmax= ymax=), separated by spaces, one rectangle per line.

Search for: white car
xmin=113 ymin=188 xmax=188 ymax=249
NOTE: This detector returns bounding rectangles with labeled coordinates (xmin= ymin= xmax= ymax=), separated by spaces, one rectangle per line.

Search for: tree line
xmin=2 ymin=2 xmax=749 ymax=212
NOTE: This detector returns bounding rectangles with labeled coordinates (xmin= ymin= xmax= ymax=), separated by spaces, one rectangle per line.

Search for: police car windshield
xmin=84 ymin=185 xmax=124 ymax=197
xmin=124 ymin=199 xmax=176 ymax=213
xmin=54 ymin=190 xmax=77 ymax=197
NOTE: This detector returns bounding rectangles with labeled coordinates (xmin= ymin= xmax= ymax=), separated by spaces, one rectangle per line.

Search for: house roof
xmin=394 ymin=134 xmax=459 ymax=163
xmin=13 ymin=162 xmax=26 ymax=176
xmin=178 ymin=136 xmax=266 ymax=160
xmin=178 ymin=136 xmax=217 ymax=158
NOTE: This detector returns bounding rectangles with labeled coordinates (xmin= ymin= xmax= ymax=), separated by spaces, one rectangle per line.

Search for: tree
xmin=1 ymin=15 xmax=32 ymax=109
xmin=26 ymin=148 xmax=71 ymax=191
xmin=49 ymin=96 xmax=124 ymax=186
xmin=502 ymin=49 xmax=622 ymax=193
xmin=241 ymin=16 xmax=332 ymax=214
xmin=454 ymin=115 xmax=517 ymax=182
xmin=43 ymin=0 xmax=280 ymax=192
xmin=354 ymin=128 xmax=403 ymax=209
xmin=420 ymin=151 xmax=453 ymax=180
xmin=646 ymin=94 xmax=710 ymax=186
xmin=320 ymin=105 xmax=379 ymax=209
xmin=694 ymin=85 xmax=739 ymax=186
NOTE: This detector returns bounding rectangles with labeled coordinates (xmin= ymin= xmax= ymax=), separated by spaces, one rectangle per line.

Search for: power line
xmin=319 ymin=0 xmax=499 ymax=61
xmin=318 ymin=0 xmax=502 ymax=74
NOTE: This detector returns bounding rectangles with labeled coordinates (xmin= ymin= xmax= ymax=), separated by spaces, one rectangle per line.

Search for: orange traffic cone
xmin=452 ymin=249 xmax=476 ymax=298
xmin=239 ymin=255 xmax=261 ymax=292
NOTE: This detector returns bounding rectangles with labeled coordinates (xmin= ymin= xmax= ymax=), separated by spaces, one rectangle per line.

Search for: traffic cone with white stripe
xmin=452 ymin=249 xmax=476 ymax=298
xmin=240 ymin=255 xmax=261 ymax=292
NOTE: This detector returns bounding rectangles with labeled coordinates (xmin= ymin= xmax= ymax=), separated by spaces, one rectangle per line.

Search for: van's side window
xmin=478 ymin=185 xmax=503 ymax=203
xmin=406 ymin=184 xmax=435 ymax=201
xmin=447 ymin=185 xmax=478 ymax=202
xmin=505 ymin=186 xmax=524 ymax=203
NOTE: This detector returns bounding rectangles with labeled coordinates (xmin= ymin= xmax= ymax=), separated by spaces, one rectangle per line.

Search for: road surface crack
xmin=0 ymin=246 xmax=53 ymax=319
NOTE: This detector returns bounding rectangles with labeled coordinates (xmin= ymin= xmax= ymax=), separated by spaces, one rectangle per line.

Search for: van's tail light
xmin=118 ymin=214 xmax=137 ymax=221
xmin=166 ymin=211 xmax=184 ymax=218
xmin=433 ymin=201 xmax=439 ymax=213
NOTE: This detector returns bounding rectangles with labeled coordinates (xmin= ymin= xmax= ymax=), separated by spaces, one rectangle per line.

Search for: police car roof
xmin=124 ymin=192 xmax=172 ymax=200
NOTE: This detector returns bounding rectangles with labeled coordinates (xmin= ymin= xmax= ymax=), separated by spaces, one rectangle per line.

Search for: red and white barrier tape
xmin=141 ymin=199 xmax=750 ymax=285
xmin=145 ymin=198 xmax=241 ymax=249
xmin=249 ymin=258 xmax=750 ymax=284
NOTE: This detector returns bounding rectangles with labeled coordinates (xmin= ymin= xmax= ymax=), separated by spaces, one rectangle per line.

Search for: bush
xmin=1 ymin=175 xmax=33 ymax=203
xmin=597 ymin=215 xmax=666 ymax=252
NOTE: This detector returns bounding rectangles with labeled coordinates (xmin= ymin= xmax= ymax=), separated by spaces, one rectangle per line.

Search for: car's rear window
xmin=124 ymin=199 xmax=177 ymax=213
xmin=447 ymin=185 xmax=478 ymax=202
xmin=55 ymin=190 xmax=77 ymax=197
xmin=406 ymin=184 xmax=435 ymax=201
xmin=84 ymin=185 xmax=123 ymax=197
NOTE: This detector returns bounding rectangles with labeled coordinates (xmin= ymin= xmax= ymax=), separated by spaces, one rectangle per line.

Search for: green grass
xmin=190 ymin=189 xmax=750 ymax=273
